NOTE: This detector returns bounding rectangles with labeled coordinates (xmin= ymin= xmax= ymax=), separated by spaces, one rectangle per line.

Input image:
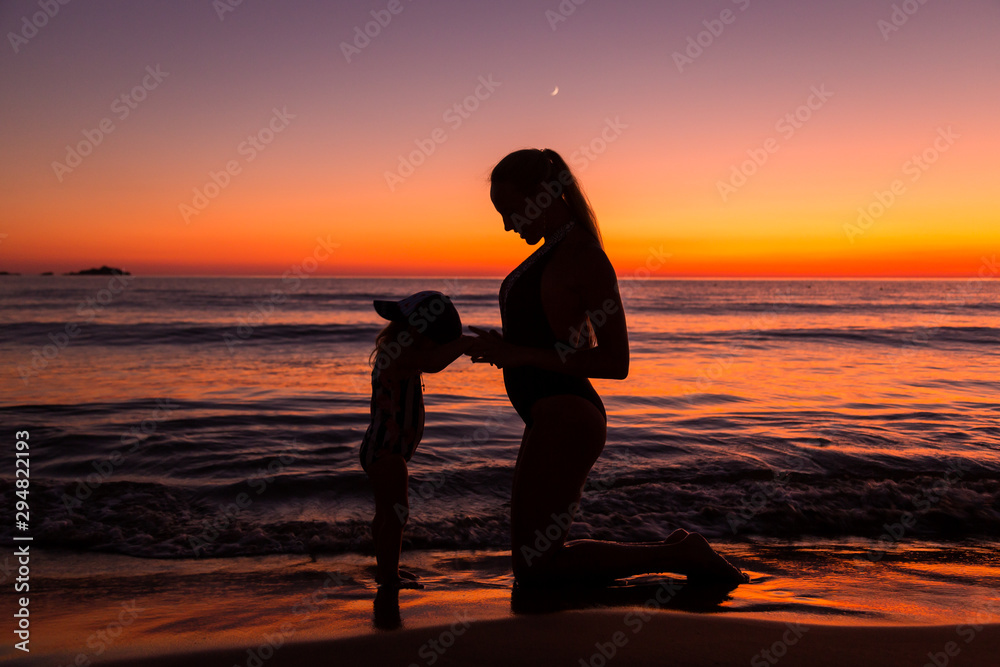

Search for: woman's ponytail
xmin=490 ymin=148 xmax=603 ymax=249
xmin=540 ymin=148 xmax=602 ymax=249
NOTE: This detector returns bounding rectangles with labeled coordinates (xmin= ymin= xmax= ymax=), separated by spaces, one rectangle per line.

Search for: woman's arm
xmin=470 ymin=246 xmax=629 ymax=380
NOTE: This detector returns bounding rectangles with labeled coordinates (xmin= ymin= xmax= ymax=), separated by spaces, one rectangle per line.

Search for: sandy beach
xmin=4 ymin=545 xmax=999 ymax=667
xmin=52 ymin=612 xmax=1000 ymax=667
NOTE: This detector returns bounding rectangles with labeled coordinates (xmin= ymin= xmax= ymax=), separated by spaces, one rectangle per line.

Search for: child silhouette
xmin=360 ymin=291 xmax=472 ymax=588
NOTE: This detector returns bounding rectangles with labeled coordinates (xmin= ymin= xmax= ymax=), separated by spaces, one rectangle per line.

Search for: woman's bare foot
xmin=664 ymin=528 xmax=689 ymax=544
xmin=671 ymin=533 xmax=749 ymax=586
xmin=608 ymin=529 xmax=689 ymax=548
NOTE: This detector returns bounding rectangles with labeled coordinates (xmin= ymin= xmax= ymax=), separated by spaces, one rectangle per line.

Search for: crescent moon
xmin=551 ymin=86 xmax=559 ymax=96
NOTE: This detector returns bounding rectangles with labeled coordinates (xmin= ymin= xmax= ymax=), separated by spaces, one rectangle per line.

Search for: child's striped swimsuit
xmin=359 ymin=351 xmax=424 ymax=473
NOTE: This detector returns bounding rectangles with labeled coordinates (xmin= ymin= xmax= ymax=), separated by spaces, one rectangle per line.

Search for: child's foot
xmin=377 ymin=570 xmax=425 ymax=590
xmin=379 ymin=577 xmax=425 ymax=590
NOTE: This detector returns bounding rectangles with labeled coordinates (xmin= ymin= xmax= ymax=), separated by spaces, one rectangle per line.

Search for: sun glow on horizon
xmin=1 ymin=1 xmax=997 ymax=278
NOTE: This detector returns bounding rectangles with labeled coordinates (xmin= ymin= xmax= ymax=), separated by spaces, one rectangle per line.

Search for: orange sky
xmin=1 ymin=0 xmax=998 ymax=277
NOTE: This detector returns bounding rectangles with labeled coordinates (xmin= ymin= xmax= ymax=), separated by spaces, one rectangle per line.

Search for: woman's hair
xmin=369 ymin=320 xmax=409 ymax=367
xmin=490 ymin=148 xmax=602 ymax=248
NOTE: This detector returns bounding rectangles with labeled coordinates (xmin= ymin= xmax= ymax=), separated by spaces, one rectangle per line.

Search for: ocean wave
xmin=3 ymin=469 xmax=996 ymax=559
xmin=642 ymin=326 xmax=999 ymax=350
xmin=625 ymin=301 xmax=1000 ymax=315
xmin=4 ymin=321 xmax=996 ymax=349
xmin=0 ymin=321 xmax=379 ymax=346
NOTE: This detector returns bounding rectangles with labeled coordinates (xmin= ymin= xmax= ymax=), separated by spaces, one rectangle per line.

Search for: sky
xmin=1 ymin=0 xmax=998 ymax=277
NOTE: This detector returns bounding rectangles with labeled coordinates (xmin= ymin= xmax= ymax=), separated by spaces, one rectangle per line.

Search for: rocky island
xmin=64 ymin=266 xmax=131 ymax=276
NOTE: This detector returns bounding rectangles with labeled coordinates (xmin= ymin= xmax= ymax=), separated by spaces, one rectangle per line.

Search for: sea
xmin=1 ymin=275 xmax=999 ymax=638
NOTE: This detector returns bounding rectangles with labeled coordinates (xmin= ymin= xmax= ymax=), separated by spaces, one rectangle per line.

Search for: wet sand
xmin=5 ymin=543 xmax=999 ymax=666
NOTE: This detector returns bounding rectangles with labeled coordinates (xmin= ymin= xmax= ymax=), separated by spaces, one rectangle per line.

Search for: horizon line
xmin=1 ymin=273 xmax=991 ymax=281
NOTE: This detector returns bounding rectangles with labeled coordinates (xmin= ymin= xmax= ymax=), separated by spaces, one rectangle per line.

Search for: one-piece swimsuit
xmin=499 ymin=220 xmax=607 ymax=427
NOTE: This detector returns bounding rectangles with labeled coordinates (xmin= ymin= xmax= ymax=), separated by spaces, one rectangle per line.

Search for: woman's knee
xmin=511 ymin=499 xmax=579 ymax=575
xmin=512 ymin=541 xmax=558 ymax=584
xmin=512 ymin=537 xmax=571 ymax=586
xmin=511 ymin=395 xmax=605 ymax=583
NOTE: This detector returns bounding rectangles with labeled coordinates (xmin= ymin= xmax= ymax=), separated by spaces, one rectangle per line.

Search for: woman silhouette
xmin=469 ymin=148 xmax=748 ymax=587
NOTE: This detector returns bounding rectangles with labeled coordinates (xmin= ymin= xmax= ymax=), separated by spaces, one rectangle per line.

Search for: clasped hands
xmin=465 ymin=326 xmax=524 ymax=369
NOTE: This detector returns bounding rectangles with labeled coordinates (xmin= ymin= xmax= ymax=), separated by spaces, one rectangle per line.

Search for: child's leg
xmin=367 ymin=454 xmax=410 ymax=586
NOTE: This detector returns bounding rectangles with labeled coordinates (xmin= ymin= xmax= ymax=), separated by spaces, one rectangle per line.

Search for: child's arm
xmin=417 ymin=334 xmax=474 ymax=373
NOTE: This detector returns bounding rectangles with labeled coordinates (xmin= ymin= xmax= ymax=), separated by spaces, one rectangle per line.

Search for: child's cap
xmin=373 ymin=290 xmax=462 ymax=344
